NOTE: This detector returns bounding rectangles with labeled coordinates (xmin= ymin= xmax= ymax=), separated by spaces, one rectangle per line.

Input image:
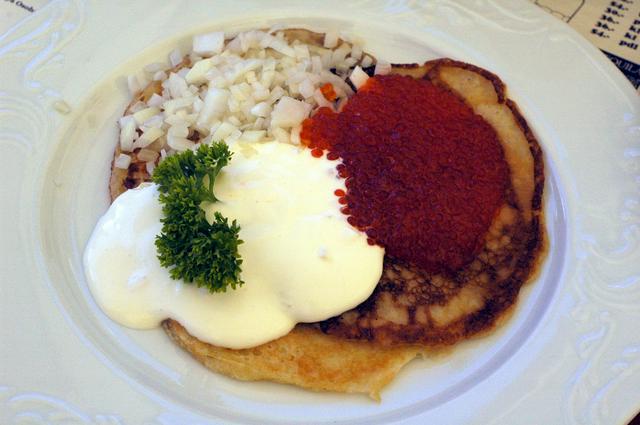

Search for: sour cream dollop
xmin=84 ymin=142 xmax=384 ymax=349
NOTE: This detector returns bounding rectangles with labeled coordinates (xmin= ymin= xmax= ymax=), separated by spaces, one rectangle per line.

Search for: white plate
xmin=1 ymin=0 xmax=639 ymax=423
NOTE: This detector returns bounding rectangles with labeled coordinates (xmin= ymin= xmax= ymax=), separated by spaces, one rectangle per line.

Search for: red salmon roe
xmin=301 ymin=74 xmax=510 ymax=272
xmin=320 ymin=83 xmax=337 ymax=101
xmin=327 ymin=152 xmax=340 ymax=161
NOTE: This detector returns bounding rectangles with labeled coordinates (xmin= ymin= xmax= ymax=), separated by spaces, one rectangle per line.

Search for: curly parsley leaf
xmin=153 ymin=142 xmax=243 ymax=293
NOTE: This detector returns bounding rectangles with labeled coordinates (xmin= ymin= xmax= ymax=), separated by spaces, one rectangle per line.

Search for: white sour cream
xmin=84 ymin=142 xmax=384 ymax=349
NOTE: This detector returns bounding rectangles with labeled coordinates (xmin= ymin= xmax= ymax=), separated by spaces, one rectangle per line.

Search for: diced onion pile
xmin=116 ymin=29 xmax=381 ymax=169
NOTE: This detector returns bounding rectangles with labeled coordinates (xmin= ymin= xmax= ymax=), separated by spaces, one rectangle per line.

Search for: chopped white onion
xmin=165 ymin=113 xmax=188 ymax=126
xmin=271 ymin=96 xmax=311 ymax=128
xmin=207 ymin=76 xmax=225 ymax=89
xmin=145 ymin=161 xmax=156 ymax=175
xmin=129 ymin=29 xmax=369 ymax=161
xmin=114 ymin=153 xmax=131 ymax=169
xmin=351 ymin=44 xmax=363 ymax=60
xmin=225 ymin=129 xmax=242 ymax=144
xmin=269 ymin=86 xmax=286 ymax=104
xmin=294 ymin=44 xmax=310 ymax=59
xmin=128 ymin=101 xmax=146 ymax=114
xmin=320 ymin=70 xmax=354 ymax=97
xmin=168 ymin=123 xmax=189 ymax=138
xmin=313 ymin=88 xmax=333 ymax=109
xmin=311 ymin=56 xmax=323 ymax=74
xmin=361 ymin=55 xmax=373 ymax=68
xmin=272 ymin=127 xmax=290 ymax=144
xmin=320 ymin=50 xmax=332 ymax=68
xmin=169 ymin=48 xmax=183 ymax=67
xmin=193 ymin=32 xmax=224 ymax=56
xmin=298 ymin=79 xmax=315 ymax=98
xmin=290 ymin=125 xmax=301 ymax=145
xmin=132 ymin=107 xmax=160 ymax=125
xmin=262 ymin=57 xmax=276 ymax=71
xmin=245 ymin=70 xmax=257 ymax=83
xmin=374 ymin=59 xmax=391 ymax=75
xmin=146 ymin=93 xmax=164 ymax=107
xmin=119 ymin=116 xmax=136 ymax=152
xmin=332 ymin=43 xmax=351 ymax=67
xmin=230 ymin=84 xmax=248 ymax=101
xmin=185 ymin=59 xmax=213 ymax=84
xmin=167 ymin=73 xmax=189 ymax=98
xmin=197 ymin=87 xmax=229 ymax=128
xmin=324 ymin=31 xmax=339 ymax=49
xmin=349 ymin=66 xmax=369 ymax=90
xmin=192 ymin=97 xmax=204 ymax=113
xmin=250 ymin=102 xmax=271 ymax=118
xmin=253 ymin=117 xmax=266 ymax=130
xmin=240 ymin=130 xmax=266 ymax=142
xmin=163 ymin=97 xmax=194 ymax=115
xmin=228 ymin=115 xmax=241 ymax=127
xmin=250 ymin=82 xmax=270 ymax=101
xmin=228 ymin=97 xmax=240 ymax=113
xmin=261 ymin=34 xmax=296 ymax=57
xmin=343 ymin=57 xmax=358 ymax=69
xmin=238 ymin=31 xmax=256 ymax=52
xmin=167 ymin=134 xmax=194 ymax=151
xmin=143 ymin=114 xmax=164 ymax=128
xmin=127 ymin=75 xmax=140 ymax=95
xmin=118 ymin=115 xmax=134 ymax=128
xmin=177 ymin=68 xmax=190 ymax=79
xmin=134 ymin=127 xmax=163 ymax=149
xmin=212 ymin=122 xmax=238 ymax=141
xmin=226 ymin=36 xmax=242 ymax=54
xmin=260 ymin=70 xmax=276 ymax=88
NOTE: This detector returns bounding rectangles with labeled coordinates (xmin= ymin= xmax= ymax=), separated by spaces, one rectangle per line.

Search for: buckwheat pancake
xmin=108 ymin=29 xmax=545 ymax=399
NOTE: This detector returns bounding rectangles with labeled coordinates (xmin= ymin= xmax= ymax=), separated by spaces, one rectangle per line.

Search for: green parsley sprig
xmin=153 ymin=142 xmax=243 ymax=293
